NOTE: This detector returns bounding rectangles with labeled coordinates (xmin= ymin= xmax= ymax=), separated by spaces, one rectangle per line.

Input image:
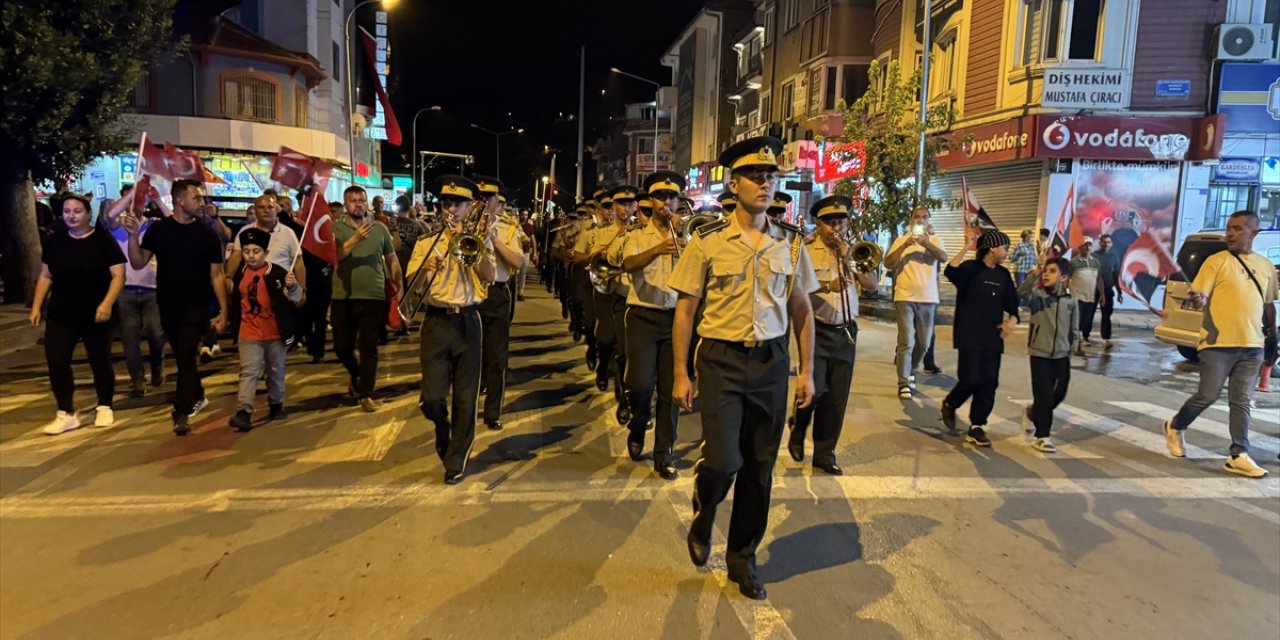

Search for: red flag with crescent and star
xmin=272 ymin=147 xmax=337 ymax=266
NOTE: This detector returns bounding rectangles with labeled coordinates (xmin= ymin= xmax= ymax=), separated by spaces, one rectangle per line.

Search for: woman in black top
xmin=29 ymin=193 xmax=127 ymax=435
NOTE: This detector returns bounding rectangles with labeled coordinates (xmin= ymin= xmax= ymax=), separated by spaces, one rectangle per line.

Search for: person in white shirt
xmin=883 ymin=207 xmax=947 ymax=398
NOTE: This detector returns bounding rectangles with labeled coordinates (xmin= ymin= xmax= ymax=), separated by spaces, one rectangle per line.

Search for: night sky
xmin=382 ymin=0 xmax=705 ymax=206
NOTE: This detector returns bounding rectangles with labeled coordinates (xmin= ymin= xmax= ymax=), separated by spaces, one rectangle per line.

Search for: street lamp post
xmin=344 ymin=0 xmax=398 ymax=176
xmin=411 ymin=105 xmax=442 ymax=199
xmin=611 ymin=67 xmax=664 ymax=180
xmin=469 ymin=123 xmax=523 ymax=181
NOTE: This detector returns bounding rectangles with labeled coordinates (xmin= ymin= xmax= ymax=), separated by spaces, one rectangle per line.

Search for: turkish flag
xmin=961 ymin=177 xmax=997 ymax=230
xmin=1120 ymin=229 xmax=1180 ymax=314
xmin=284 ymin=149 xmax=337 ymax=266
xmin=358 ymin=27 xmax=402 ymax=146
xmin=138 ymin=139 xmax=224 ymax=184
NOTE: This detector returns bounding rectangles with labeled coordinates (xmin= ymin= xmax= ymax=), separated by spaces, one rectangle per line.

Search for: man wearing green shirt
xmin=332 ymin=185 xmax=403 ymax=412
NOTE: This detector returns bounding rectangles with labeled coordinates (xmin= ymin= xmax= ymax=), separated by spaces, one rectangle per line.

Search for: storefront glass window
xmin=1205 ymin=184 xmax=1254 ymax=230
xmin=1258 ymin=187 xmax=1278 ymax=231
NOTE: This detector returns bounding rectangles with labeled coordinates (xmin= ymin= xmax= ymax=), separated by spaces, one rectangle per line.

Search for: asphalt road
xmin=1 ymin=279 xmax=1277 ymax=640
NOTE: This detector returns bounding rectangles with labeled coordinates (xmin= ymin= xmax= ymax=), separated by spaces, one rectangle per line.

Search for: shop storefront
xmin=1213 ymin=62 xmax=1280 ymax=231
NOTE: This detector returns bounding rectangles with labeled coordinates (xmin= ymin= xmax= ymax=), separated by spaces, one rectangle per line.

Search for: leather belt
xmin=707 ymin=336 xmax=782 ymax=350
xmin=425 ymin=304 xmax=476 ymax=316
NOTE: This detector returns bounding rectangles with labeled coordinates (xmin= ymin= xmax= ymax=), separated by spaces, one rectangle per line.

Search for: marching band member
xmin=473 ymin=178 xmax=524 ymax=432
xmin=766 ymin=192 xmax=791 ymax=222
xmin=669 ymin=136 xmax=818 ymax=600
xmin=620 ymin=171 xmax=686 ymax=477
xmin=787 ymin=195 xmax=877 ymax=475
xmin=571 ymin=193 xmax=607 ymax=367
xmin=716 ymin=191 xmax=737 ymax=215
xmin=409 ymin=175 xmax=496 ymax=485
xmin=590 ymin=185 xmax=640 ymax=424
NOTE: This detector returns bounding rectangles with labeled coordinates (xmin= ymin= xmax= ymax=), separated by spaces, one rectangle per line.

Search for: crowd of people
xmin=23 ymin=134 xmax=1278 ymax=601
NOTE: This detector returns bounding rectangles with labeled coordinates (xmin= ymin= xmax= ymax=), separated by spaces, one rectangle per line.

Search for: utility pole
xmin=916 ymin=0 xmax=933 ymax=201
xmin=576 ymin=45 xmax=586 ymax=201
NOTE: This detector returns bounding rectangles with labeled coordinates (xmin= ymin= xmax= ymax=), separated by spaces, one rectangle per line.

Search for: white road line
xmin=3 ymin=475 xmax=1275 ymax=519
xmin=1108 ymin=401 xmax=1280 ymax=453
xmin=1053 ymin=403 xmax=1223 ymax=460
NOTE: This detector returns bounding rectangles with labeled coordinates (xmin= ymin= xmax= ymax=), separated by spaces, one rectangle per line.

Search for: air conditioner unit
xmin=1216 ymin=23 xmax=1275 ymax=61
xmin=350 ymin=113 xmax=367 ymax=137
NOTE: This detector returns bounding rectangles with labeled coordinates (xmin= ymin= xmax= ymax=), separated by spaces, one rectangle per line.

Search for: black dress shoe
xmin=686 ymin=529 xmax=710 ymax=567
xmin=728 ymin=573 xmax=767 ymax=600
xmin=626 ymin=438 xmax=644 ymax=462
xmin=586 ymin=352 xmax=598 ymax=371
xmin=444 ymin=470 xmax=464 ymax=485
xmin=615 ymin=405 xmax=632 ymax=426
xmin=787 ymin=438 xmax=804 ymax=463
xmin=172 ymin=416 xmax=191 ymax=436
xmin=656 ymin=463 xmax=678 ymax=480
xmin=595 ymin=377 xmax=609 ymax=392
xmin=814 ymin=461 xmax=844 ymax=476
xmin=487 ymin=421 xmax=503 ymax=431
xmin=572 ymin=326 xmax=582 ymax=342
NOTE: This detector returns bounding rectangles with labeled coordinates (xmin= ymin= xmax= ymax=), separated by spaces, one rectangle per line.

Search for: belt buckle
xmin=743 ymin=339 xmax=762 ymax=348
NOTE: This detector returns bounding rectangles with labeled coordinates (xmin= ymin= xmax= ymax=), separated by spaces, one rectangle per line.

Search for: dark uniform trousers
xmin=693 ymin=336 xmax=790 ymax=578
xmin=624 ymin=306 xmax=678 ymax=464
xmin=572 ymin=265 xmax=596 ymax=351
xmin=478 ymin=283 xmax=511 ymax=425
xmin=419 ymin=306 xmax=483 ymax=474
xmin=593 ymin=291 xmax=629 ymax=405
xmin=791 ymin=320 xmax=857 ymax=466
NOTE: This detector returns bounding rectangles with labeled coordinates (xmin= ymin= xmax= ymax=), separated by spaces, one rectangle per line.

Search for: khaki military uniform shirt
xmin=807 ymin=237 xmax=858 ymax=325
xmin=668 ymin=216 xmax=818 ymax=342
xmin=491 ymin=215 xmax=523 ymax=283
xmin=406 ymin=231 xmax=495 ymax=307
xmin=622 ymin=221 xmax=679 ymax=310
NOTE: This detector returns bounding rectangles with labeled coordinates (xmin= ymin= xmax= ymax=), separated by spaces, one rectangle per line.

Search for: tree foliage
xmin=830 ymin=59 xmax=957 ymax=238
xmin=0 ymin=0 xmax=176 ymax=182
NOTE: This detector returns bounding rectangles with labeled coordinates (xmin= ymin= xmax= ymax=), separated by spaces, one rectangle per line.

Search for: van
xmin=1155 ymin=230 xmax=1280 ymax=362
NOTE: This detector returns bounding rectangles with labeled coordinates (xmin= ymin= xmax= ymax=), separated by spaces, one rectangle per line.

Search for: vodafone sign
xmin=1034 ymin=115 xmax=1223 ymax=161
xmin=935 ymin=116 xmax=1038 ymax=169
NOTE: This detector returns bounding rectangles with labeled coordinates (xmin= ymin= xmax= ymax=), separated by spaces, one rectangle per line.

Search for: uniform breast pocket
xmin=710 ymin=255 xmax=745 ymax=288
xmin=767 ymin=253 xmax=794 ymax=299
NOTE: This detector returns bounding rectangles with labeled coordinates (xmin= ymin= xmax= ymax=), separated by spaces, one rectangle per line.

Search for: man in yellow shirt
xmin=1164 ymin=211 xmax=1277 ymax=478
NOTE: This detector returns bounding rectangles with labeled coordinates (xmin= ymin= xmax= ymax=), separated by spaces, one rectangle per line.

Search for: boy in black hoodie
xmin=229 ymin=228 xmax=304 ymax=432
xmin=940 ymin=229 xmax=1020 ymax=447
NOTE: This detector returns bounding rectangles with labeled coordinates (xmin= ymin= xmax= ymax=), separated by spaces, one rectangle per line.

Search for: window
xmin=781 ymin=81 xmax=794 ymax=120
xmin=841 ymin=64 xmax=870 ymax=106
xmin=222 ymin=71 xmax=280 ymax=122
xmin=127 ymin=71 xmax=152 ymax=111
xmin=764 ymin=8 xmax=775 ymax=45
xmin=760 ymin=90 xmax=772 ymax=124
xmin=1205 ymin=185 xmax=1254 ymax=229
xmin=782 ymin=0 xmax=800 ymax=31
xmin=294 ymin=85 xmax=308 ymax=127
xmin=824 ymin=67 xmax=837 ymax=110
xmin=801 ymin=6 xmax=830 ymax=61
xmin=929 ymin=29 xmax=959 ymax=100
xmin=332 ymin=41 xmax=341 ymax=83
xmin=1019 ymin=0 xmax=1105 ymax=66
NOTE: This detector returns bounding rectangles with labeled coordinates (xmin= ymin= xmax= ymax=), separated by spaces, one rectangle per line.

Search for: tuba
xmin=679 ymin=212 xmax=721 ymax=243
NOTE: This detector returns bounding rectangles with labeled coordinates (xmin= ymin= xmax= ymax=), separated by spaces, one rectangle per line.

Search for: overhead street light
xmin=610 ymin=67 xmax=665 ymax=179
xmin=470 ymin=123 xmax=524 ymax=181
xmin=411 ymin=106 xmax=443 ymax=198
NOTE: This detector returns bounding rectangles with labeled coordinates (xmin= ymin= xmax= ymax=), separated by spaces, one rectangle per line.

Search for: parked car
xmin=1155 ymin=230 xmax=1280 ymax=362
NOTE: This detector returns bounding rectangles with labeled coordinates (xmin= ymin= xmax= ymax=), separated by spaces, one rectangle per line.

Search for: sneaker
xmin=129 ymin=379 xmax=147 ymax=398
xmin=922 ymin=364 xmax=943 ymax=375
xmin=360 ymin=397 xmax=379 ymax=413
xmin=940 ymin=402 xmax=957 ymax=432
xmin=210 ymin=344 xmax=221 ymax=357
xmin=1032 ymin=437 xmax=1057 ymax=453
xmin=199 ymin=346 xmax=213 ymax=363
xmin=42 ymin=411 xmax=81 ymax=435
xmin=93 ymin=406 xmax=114 ymax=428
xmin=1074 ymin=347 xmax=1087 ymax=357
xmin=1162 ymin=419 xmax=1185 ymax=458
xmin=1224 ymin=453 xmax=1268 ymax=478
xmin=898 ymin=386 xmax=912 ymax=399
xmin=965 ymin=427 xmax=992 ymax=447
xmin=1104 ymin=340 xmax=1114 ymax=350
xmin=268 ymin=404 xmax=288 ymax=420
xmin=188 ymin=397 xmax=209 ymax=418
xmin=173 ymin=415 xmax=191 ymax=436
xmin=1023 ymin=405 xmax=1034 ymax=434
xmin=229 ymin=410 xmax=253 ymax=432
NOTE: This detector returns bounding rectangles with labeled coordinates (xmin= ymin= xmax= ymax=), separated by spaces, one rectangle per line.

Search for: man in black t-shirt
xmin=124 ymin=179 xmax=229 ymax=435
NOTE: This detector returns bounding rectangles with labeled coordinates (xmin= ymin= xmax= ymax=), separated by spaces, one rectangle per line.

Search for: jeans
xmin=1099 ymin=288 xmax=1115 ymax=341
xmin=1029 ymin=356 xmax=1071 ymax=438
xmin=944 ymin=347 xmax=1003 ymax=426
xmin=115 ymin=288 xmax=165 ymax=382
xmin=160 ymin=303 xmax=209 ymax=419
xmin=44 ymin=319 xmax=115 ymax=412
xmin=1078 ymin=301 xmax=1098 ymax=341
xmin=236 ymin=339 xmax=287 ymax=413
xmin=894 ymin=301 xmax=936 ymax=387
xmin=1172 ymin=347 xmax=1264 ymax=457
xmin=1015 ymin=271 xmax=1029 ymax=288
xmin=516 ymin=255 xmax=529 ymax=295
xmin=331 ymin=299 xmax=387 ymax=398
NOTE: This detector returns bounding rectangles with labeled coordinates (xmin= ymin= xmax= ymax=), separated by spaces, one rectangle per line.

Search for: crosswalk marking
xmin=1055 ymin=403 xmax=1222 ymax=460
xmin=1107 ymin=401 xmax=1280 ymax=454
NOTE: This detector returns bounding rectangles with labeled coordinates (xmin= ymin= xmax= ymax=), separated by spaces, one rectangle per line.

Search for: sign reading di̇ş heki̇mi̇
xmin=1041 ymin=68 xmax=1131 ymax=110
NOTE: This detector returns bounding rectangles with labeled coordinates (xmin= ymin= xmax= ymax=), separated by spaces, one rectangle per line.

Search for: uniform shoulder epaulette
xmin=771 ymin=219 xmax=802 ymax=234
xmin=698 ymin=219 xmax=730 ymax=238
xmin=803 ymin=234 xmax=817 ymax=245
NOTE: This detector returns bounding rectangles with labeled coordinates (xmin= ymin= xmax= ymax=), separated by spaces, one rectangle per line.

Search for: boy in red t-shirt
xmin=229 ymin=228 xmax=304 ymax=432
